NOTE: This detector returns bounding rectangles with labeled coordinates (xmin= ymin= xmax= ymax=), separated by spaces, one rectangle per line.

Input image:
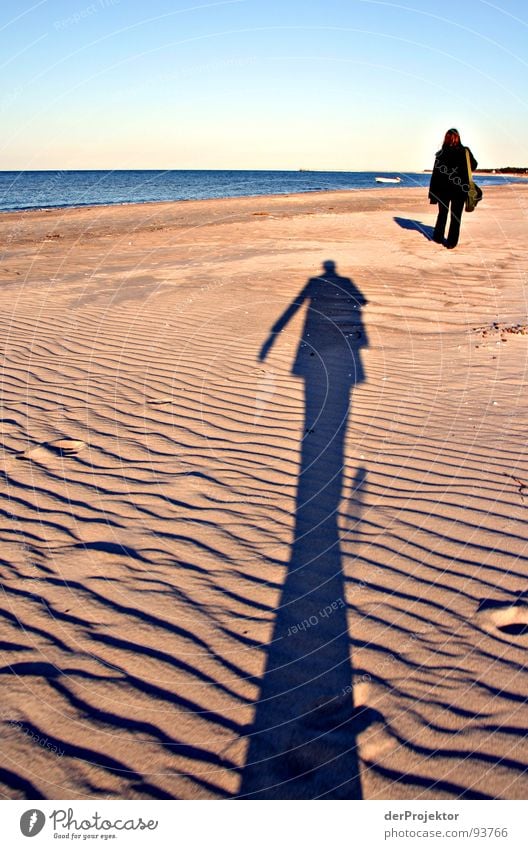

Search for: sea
xmin=0 ymin=169 xmax=522 ymax=213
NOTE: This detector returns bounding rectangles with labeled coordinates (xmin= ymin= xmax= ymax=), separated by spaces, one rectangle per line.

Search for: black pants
xmin=433 ymin=196 xmax=465 ymax=247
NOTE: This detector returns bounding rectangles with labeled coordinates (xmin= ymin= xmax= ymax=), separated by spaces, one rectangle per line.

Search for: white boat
xmin=375 ymin=176 xmax=401 ymax=183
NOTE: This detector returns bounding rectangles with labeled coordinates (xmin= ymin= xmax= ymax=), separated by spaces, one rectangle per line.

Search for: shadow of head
xmin=322 ymin=259 xmax=337 ymax=275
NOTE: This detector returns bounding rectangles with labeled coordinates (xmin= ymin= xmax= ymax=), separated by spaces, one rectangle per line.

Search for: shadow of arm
xmin=259 ymin=283 xmax=310 ymax=361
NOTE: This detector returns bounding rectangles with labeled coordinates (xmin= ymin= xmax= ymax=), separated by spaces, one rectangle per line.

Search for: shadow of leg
xmin=240 ymin=365 xmax=365 ymax=799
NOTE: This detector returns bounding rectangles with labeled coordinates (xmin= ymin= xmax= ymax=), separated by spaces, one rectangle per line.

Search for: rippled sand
xmin=1 ymin=184 xmax=527 ymax=799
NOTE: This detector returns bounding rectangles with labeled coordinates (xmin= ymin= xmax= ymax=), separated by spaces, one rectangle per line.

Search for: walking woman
xmin=429 ymin=128 xmax=477 ymax=249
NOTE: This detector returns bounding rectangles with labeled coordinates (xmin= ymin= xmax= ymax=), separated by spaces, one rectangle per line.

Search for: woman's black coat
xmin=429 ymin=144 xmax=478 ymax=203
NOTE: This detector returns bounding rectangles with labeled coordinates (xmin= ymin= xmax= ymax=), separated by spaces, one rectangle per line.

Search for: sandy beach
xmin=1 ymin=183 xmax=528 ymax=800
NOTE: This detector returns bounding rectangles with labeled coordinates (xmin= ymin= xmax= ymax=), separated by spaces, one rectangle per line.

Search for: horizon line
xmin=0 ymin=167 xmax=430 ymax=174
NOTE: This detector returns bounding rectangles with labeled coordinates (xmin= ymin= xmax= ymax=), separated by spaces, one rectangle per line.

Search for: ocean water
xmin=0 ymin=169 xmax=521 ymax=213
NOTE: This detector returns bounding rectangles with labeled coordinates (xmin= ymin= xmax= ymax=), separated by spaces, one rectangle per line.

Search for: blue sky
xmin=1 ymin=0 xmax=526 ymax=170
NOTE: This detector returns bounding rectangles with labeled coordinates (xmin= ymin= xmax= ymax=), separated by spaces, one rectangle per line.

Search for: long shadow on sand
xmin=394 ymin=216 xmax=434 ymax=241
xmin=239 ymin=261 xmax=374 ymax=799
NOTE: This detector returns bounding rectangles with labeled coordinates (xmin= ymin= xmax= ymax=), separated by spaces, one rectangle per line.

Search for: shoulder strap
xmin=465 ymin=147 xmax=476 ymax=190
xmin=465 ymin=147 xmax=473 ymax=179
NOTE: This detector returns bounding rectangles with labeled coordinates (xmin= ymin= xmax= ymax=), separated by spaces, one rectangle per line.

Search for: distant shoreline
xmin=423 ymin=168 xmax=528 ymax=176
xmin=2 ymin=182 xmax=527 ymax=236
xmin=1 ymin=169 xmax=525 ymax=215
xmin=475 ymin=169 xmax=528 ymax=175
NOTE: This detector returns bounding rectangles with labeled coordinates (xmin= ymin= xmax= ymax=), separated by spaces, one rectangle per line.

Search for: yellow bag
xmin=465 ymin=148 xmax=482 ymax=212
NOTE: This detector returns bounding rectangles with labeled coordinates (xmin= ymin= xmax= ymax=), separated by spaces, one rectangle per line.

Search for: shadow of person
xmin=239 ymin=261 xmax=370 ymax=799
xmin=394 ymin=216 xmax=434 ymax=241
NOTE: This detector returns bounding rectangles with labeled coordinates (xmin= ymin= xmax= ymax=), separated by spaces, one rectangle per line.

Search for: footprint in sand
xmin=351 ymin=680 xmax=397 ymax=760
xmin=283 ymin=692 xmax=389 ymax=778
xmin=49 ymin=438 xmax=86 ymax=455
xmin=17 ymin=438 xmax=86 ymax=461
xmin=476 ymin=601 xmax=528 ymax=637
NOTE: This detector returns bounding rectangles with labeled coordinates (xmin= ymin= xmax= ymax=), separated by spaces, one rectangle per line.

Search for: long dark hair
xmin=443 ymin=128 xmax=461 ymax=148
